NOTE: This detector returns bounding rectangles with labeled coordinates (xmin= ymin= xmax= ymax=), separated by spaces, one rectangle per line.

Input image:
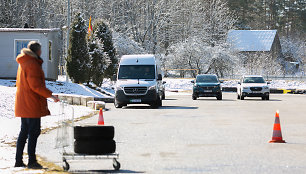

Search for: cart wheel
xmin=113 ymin=159 xmax=121 ymax=171
xmin=63 ymin=159 xmax=70 ymax=171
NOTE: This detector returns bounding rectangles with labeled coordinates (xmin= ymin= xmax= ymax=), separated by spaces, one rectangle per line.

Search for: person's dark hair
xmin=27 ymin=41 xmax=41 ymax=53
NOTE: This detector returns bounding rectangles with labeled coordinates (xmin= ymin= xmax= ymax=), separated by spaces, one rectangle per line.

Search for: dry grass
xmin=14 ymin=155 xmax=70 ymax=174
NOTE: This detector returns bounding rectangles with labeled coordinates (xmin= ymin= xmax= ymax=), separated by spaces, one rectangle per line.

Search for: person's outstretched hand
xmin=51 ymin=95 xmax=60 ymax=102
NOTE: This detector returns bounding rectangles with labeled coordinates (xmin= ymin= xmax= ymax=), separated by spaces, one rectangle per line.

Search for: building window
xmin=14 ymin=40 xmax=39 ymax=58
xmin=48 ymin=41 xmax=52 ymax=61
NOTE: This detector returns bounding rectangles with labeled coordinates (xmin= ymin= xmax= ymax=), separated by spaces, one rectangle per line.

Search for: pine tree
xmin=66 ymin=13 xmax=90 ymax=83
xmin=88 ymin=32 xmax=111 ymax=86
xmin=94 ymin=20 xmax=118 ymax=78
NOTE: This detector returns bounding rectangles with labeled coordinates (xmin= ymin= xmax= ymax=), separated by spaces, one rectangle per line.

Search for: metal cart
xmin=54 ymin=101 xmax=120 ymax=171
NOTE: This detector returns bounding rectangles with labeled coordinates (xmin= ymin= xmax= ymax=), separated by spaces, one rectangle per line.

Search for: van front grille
xmin=124 ymin=87 xmax=147 ymax=95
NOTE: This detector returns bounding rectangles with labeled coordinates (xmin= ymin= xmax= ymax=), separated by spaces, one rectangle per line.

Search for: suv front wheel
xmin=262 ymin=95 xmax=270 ymax=100
xmin=216 ymin=94 xmax=222 ymax=100
xmin=192 ymin=94 xmax=197 ymax=100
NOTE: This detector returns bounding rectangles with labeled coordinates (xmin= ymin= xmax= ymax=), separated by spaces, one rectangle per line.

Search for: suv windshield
xmin=118 ymin=65 xmax=155 ymax=79
xmin=243 ymin=77 xmax=265 ymax=83
xmin=196 ymin=75 xmax=218 ymax=83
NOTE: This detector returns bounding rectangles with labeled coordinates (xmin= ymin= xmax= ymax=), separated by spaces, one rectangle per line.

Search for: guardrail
xmin=56 ymin=94 xmax=115 ymax=107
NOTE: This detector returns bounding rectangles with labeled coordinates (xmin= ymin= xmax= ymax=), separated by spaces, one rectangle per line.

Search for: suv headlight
xmin=148 ymin=85 xmax=156 ymax=90
xmin=263 ymin=86 xmax=269 ymax=89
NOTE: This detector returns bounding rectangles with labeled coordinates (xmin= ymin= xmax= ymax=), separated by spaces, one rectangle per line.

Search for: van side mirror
xmin=191 ymin=80 xmax=195 ymax=83
xmin=157 ymin=74 xmax=162 ymax=81
xmin=112 ymin=75 xmax=117 ymax=81
xmin=162 ymin=81 xmax=166 ymax=84
xmin=238 ymin=82 xmax=241 ymax=85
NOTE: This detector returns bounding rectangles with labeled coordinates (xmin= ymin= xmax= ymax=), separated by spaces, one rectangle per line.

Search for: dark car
xmin=191 ymin=74 xmax=223 ymax=100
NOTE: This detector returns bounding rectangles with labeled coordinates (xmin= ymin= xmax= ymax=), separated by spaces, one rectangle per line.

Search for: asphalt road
xmin=38 ymin=93 xmax=306 ymax=174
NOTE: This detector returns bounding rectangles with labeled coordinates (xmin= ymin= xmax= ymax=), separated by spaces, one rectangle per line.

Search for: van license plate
xmin=130 ymin=99 xmax=141 ymax=103
xmin=203 ymin=90 xmax=212 ymax=93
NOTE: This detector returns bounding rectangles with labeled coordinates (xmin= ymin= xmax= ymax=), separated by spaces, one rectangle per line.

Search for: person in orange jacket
xmin=14 ymin=41 xmax=59 ymax=169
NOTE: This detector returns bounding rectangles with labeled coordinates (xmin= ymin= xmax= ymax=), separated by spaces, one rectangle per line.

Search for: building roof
xmin=227 ymin=30 xmax=277 ymax=52
xmin=0 ymin=28 xmax=61 ymax=33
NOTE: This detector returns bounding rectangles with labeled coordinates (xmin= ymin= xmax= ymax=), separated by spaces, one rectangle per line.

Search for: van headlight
xmin=148 ymin=85 xmax=156 ymax=90
xmin=115 ymin=86 xmax=123 ymax=90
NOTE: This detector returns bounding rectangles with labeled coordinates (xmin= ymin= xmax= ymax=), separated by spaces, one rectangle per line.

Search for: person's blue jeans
xmin=15 ymin=118 xmax=41 ymax=164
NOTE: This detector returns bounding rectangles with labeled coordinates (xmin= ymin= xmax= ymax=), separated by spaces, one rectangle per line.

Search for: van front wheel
xmin=114 ymin=100 xmax=123 ymax=108
xmin=151 ymin=97 xmax=162 ymax=108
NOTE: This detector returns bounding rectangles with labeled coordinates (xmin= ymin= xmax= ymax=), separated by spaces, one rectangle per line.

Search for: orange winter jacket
xmin=15 ymin=48 xmax=53 ymax=118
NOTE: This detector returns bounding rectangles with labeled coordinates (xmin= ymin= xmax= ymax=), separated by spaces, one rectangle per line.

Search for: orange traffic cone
xmin=98 ymin=108 xmax=104 ymax=125
xmin=269 ymin=111 xmax=286 ymax=143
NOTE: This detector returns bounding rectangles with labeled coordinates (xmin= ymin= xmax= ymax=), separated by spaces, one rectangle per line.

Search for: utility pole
xmin=66 ymin=0 xmax=71 ymax=82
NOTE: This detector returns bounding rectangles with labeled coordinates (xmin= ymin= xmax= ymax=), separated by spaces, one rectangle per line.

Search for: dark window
xmin=48 ymin=41 xmax=52 ymax=61
xmin=118 ymin=65 xmax=155 ymax=79
xmin=196 ymin=75 xmax=218 ymax=83
xmin=243 ymin=77 xmax=265 ymax=83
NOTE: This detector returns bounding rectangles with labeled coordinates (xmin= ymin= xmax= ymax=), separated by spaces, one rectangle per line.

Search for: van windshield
xmin=118 ymin=65 xmax=155 ymax=79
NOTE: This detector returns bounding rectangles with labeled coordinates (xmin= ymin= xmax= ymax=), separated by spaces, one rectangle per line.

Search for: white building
xmin=0 ymin=28 xmax=62 ymax=80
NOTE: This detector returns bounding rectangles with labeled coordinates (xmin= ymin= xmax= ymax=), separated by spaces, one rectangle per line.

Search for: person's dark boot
xmin=14 ymin=161 xmax=26 ymax=167
xmin=27 ymin=161 xmax=43 ymax=169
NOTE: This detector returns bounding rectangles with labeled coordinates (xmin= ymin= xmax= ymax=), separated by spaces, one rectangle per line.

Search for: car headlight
xmin=115 ymin=86 xmax=123 ymax=90
xmin=148 ymin=85 xmax=156 ymax=90
xmin=263 ymin=86 xmax=269 ymax=89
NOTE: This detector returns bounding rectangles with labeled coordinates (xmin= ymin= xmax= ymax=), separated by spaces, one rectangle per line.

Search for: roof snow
xmin=227 ymin=30 xmax=277 ymax=52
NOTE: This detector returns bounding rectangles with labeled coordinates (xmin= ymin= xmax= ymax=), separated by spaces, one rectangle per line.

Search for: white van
xmin=114 ymin=54 xmax=165 ymax=108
